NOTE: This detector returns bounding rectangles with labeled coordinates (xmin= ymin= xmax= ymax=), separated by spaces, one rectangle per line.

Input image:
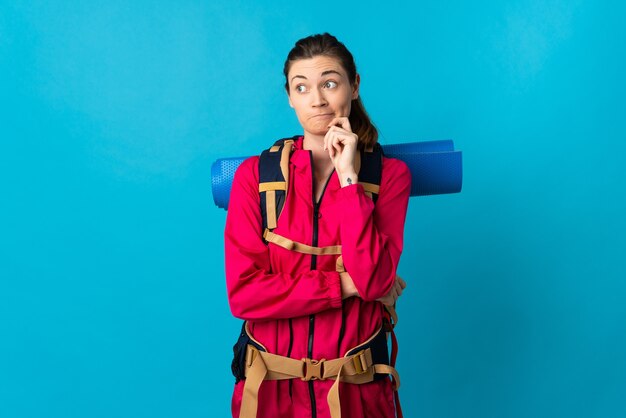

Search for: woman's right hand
xmin=376 ymin=276 xmax=407 ymax=307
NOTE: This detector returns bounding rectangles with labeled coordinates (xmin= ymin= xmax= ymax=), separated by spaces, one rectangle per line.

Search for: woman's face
xmin=286 ymin=55 xmax=359 ymax=137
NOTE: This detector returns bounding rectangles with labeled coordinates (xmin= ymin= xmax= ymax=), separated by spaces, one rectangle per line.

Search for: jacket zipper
xmin=308 ymin=152 xmax=334 ymax=418
xmin=288 ymin=318 xmax=294 ymax=399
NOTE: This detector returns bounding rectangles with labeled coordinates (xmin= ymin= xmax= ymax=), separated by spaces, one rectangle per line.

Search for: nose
xmin=311 ymin=87 xmax=327 ymax=107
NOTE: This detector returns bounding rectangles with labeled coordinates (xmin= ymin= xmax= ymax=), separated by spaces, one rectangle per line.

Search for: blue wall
xmin=2 ymin=1 xmax=625 ymax=417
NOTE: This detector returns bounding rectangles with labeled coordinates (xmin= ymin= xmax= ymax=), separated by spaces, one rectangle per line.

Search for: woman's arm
xmin=323 ymin=117 xmax=411 ymax=301
xmin=224 ymin=157 xmax=343 ymax=321
xmin=338 ymin=157 xmax=411 ymax=301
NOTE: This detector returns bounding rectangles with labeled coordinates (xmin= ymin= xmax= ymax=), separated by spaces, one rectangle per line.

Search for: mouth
xmin=310 ymin=113 xmax=334 ymax=120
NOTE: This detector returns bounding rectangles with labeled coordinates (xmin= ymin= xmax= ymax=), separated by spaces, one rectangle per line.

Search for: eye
xmin=295 ymin=84 xmax=307 ymax=93
xmin=323 ymin=80 xmax=338 ymax=89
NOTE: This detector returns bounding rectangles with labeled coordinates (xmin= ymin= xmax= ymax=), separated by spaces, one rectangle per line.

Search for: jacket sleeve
xmin=224 ymin=157 xmax=343 ymax=321
xmin=338 ymin=157 xmax=411 ymax=301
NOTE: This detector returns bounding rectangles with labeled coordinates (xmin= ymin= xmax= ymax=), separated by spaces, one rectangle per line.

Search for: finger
xmin=327 ymin=126 xmax=349 ymax=137
xmin=395 ymin=278 xmax=403 ymax=292
xmin=325 ymin=129 xmax=336 ymax=158
xmin=327 ymin=117 xmax=352 ymax=132
xmin=324 ymin=126 xmax=338 ymax=151
xmin=334 ymin=132 xmax=351 ymax=148
xmin=397 ymin=276 xmax=407 ymax=289
xmin=331 ymin=132 xmax=342 ymax=159
xmin=328 ymin=133 xmax=340 ymax=154
xmin=395 ymin=281 xmax=403 ymax=296
xmin=390 ymin=287 xmax=398 ymax=302
xmin=324 ymin=127 xmax=334 ymax=151
xmin=332 ymin=136 xmax=343 ymax=157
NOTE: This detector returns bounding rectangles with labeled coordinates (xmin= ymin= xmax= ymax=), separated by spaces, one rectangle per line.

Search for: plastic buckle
xmin=352 ymin=351 xmax=368 ymax=374
xmin=246 ymin=345 xmax=258 ymax=368
xmin=301 ymin=358 xmax=326 ymax=381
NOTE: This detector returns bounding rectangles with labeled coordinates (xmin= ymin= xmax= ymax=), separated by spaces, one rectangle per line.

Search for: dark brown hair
xmin=283 ymin=33 xmax=378 ymax=149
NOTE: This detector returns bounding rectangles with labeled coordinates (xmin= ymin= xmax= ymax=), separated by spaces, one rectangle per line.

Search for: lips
xmin=310 ymin=113 xmax=334 ymax=119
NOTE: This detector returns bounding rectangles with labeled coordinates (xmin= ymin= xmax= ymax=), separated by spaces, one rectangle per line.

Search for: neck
xmin=303 ymin=132 xmax=333 ymax=172
xmin=303 ymin=132 xmax=325 ymax=151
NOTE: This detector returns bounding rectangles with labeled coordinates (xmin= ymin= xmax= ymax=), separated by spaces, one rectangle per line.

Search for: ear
xmin=287 ymin=90 xmax=293 ymax=108
xmin=352 ymin=73 xmax=360 ymax=100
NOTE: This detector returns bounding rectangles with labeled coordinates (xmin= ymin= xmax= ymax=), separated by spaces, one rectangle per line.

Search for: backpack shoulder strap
xmin=258 ymin=137 xmax=295 ymax=231
xmin=357 ymin=143 xmax=384 ymax=203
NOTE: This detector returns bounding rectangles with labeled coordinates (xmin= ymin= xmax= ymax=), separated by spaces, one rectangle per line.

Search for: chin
xmin=312 ymin=121 xmax=335 ymax=133
xmin=310 ymin=128 xmax=330 ymax=136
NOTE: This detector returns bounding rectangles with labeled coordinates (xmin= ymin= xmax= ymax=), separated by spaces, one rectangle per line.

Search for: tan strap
xmin=359 ymin=182 xmax=380 ymax=195
xmin=265 ymin=191 xmax=277 ymax=230
xmin=264 ymin=229 xmax=342 ymax=256
xmin=239 ymin=346 xmax=267 ymax=418
xmin=374 ymin=364 xmax=401 ymax=390
xmin=259 ymin=181 xmax=286 ymax=192
xmin=279 ymin=140 xmax=293 ymax=193
xmin=326 ymin=359 xmax=347 ymax=418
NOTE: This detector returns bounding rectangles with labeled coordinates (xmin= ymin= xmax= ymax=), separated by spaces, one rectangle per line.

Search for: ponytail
xmin=349 ymin=97 xmax=378 ymax=150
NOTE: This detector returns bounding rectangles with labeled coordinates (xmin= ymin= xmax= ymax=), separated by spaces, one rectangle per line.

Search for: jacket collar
xmin=291 ymin=135 xmax=312 ymax=169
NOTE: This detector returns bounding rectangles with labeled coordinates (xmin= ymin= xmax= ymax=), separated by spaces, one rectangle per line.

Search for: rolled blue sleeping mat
xmin=211 ymin=140 xmax=462 ymax=210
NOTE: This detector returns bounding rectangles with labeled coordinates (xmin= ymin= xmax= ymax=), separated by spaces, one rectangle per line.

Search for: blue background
xmin=2 ymin=1 xmax=625 ymax=417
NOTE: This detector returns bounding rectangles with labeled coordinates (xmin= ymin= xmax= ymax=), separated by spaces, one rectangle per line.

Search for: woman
xmin=225 ymin=33 xmax=410 ymax=418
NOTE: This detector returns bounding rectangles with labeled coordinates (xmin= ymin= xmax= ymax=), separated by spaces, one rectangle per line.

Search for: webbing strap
xmin=279 ymin=140 xmax=293 ymax=191
xmin=266 ymin=191 xmax=277 ymax=230
xmin=239 ymin=348 xmax=268 ymax=418
xmin=263 ymin=229 xmax=342 ymax=256
xmin=258 ymin=181 xmax=286 ymax=192
xmin=359 ymin=182 xmax=380 ymax=195
xmin=240 ymin=345 xmax=399 ymax=418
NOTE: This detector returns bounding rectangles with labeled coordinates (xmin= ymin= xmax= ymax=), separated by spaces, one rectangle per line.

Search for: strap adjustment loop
xmin=351 ymin=350 xmax=368 ymax=374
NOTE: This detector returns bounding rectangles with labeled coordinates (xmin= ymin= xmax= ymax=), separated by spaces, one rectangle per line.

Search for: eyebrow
xmin=290 ymin=70 xmax=343 ymax=83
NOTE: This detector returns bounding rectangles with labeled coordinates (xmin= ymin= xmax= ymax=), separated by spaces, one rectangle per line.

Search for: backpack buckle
xmin=302 ymin=358 xmax=326 ymax=381
xmin=351 ymin=350 xmax=369 ymax=374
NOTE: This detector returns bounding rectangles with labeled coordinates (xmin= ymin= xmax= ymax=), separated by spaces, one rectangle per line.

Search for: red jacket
xmin=225 ymin=136 xmax=411 ymax=418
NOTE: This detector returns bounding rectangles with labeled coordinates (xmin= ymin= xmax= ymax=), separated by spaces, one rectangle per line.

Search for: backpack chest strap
xmin=263 ymin=229 xmax=342 ymax=256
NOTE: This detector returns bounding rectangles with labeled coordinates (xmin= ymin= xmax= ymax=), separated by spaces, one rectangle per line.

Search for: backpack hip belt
xmin=238 ymin=321 xmax=400 ymax=418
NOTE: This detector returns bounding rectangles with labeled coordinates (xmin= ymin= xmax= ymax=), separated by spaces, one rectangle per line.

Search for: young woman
xmin=225 ymin=33 xmax=410 ymax=418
